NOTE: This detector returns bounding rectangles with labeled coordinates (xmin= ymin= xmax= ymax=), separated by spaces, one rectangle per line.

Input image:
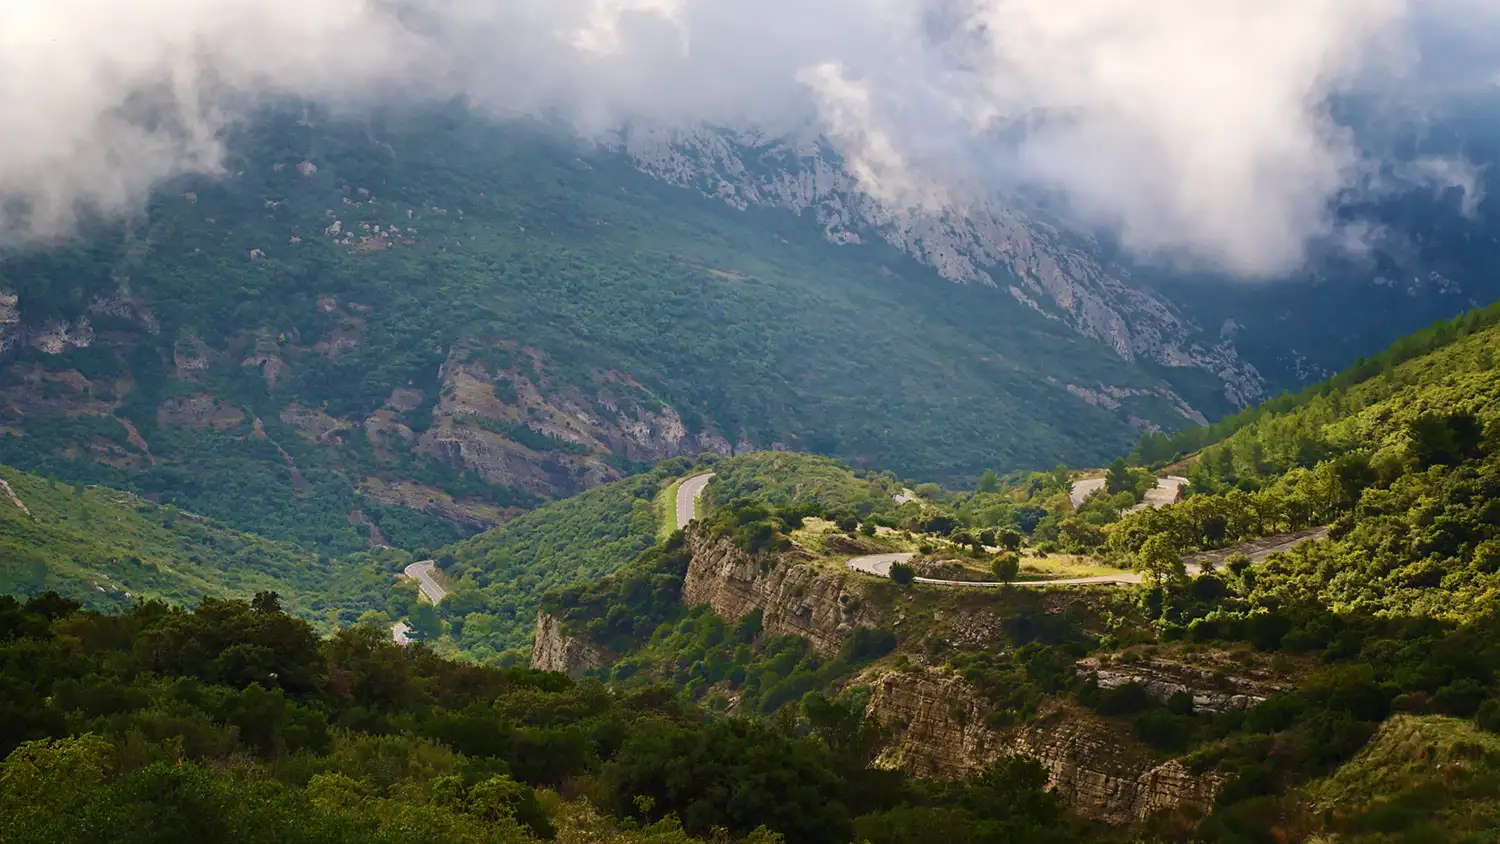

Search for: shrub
xmin=990 ymin=554 xmax=1020 ymax=582
xmin=889 ymin=563 xmax=916 ymax=585
xmin=1477 ymin=699 xmax=1500 ymax=733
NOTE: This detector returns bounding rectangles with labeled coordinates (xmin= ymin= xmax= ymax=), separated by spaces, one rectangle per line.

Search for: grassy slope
xmin=1295 ymin=715 xmax=1500 ymax=841
xmin=0 ymin=465 xmax=392 ymax=628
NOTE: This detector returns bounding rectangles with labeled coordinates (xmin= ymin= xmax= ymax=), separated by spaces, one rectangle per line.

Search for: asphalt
xmin=392 ymin=560 xmax=447 ymax=643
xmin=675 ymin=473 xmax=714 ymax=531
xmin=1069 ymin=475 xmax=1189 ymax=511
xmin=404 ymin=559 xmax=447 ymax=604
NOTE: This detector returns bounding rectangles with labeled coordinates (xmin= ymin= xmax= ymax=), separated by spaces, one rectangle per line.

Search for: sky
xmin=1 ymin=0 xmax=1497 ymax=275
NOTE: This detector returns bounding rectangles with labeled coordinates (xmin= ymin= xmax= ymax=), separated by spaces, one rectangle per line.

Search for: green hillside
xmin=0 ymin=465 xmax=390 ymax=628
xmin=1291 ymin=715 xmax=1500 ymax=842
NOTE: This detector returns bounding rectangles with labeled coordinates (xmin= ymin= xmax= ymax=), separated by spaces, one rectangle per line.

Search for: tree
xmin=889 ymin=563 xmax=916 ymax=585
xmin=976 ymin=470 xmax=1002 ymax=494
xmin=990 ymin=554 xmax=1020 ymax=583
xmin=997 ymin=530 xmax=1023 ymax=552
xmin=1105 ymin=457 xmax=1133 ymax=496
xmin=410 ymin=602 xmax=443 ymax=640
xmin=1136 ymin=535 xmax=1185 ymax=588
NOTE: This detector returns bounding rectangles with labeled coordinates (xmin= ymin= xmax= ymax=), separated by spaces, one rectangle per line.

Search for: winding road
xmin=394 ymin=473 xmax=713 ymax=644
xmin=846 ymin=527 xmax=1328 ymax=589
xmin=392 ymin=560 xmax=445 ymax=644
xmin=404 ymin=559 xmax=447 ymax=604
xmin=675 ymin=472 xmax=714 ymax=531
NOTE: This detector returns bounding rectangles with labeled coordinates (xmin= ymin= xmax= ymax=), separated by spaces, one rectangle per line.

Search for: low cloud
xmin=0 ymin=0 xmax=1496 ymax=275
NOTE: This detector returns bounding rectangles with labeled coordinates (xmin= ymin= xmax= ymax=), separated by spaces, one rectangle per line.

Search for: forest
xmin=0 ymin=592 xmax=1081 ymax=844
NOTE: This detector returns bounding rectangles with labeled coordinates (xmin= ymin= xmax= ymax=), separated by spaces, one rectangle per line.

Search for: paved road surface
xmin=1068 ymin=478 xmax=1107 ymax=509
xmin=392 ymin=560 xmax=445 ymax=644
xmin=846 ymin=526 xmax=1328 ymax=589
xmin=1070 ymin=475 xmax=1189 ymax=512
xmin=675 ymin=473 xmax=714 ymax=531
xmin=404 ymin=559 xmax=447 ymax=604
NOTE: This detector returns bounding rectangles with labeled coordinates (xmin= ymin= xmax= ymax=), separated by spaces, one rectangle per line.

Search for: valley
xmin=3 ymin=89 xmax=1500 ymax=844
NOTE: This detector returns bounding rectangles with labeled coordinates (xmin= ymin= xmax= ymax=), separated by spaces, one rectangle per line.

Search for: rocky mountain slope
xmin=616 ymin=125 xmax=1267 ymax=408
xmin=614 ymin=113 xmax=1500 ymax=404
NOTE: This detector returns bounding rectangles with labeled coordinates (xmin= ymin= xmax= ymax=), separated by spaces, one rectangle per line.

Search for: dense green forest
xmin=0 ymin=592 xmax=1086 ymax=844
xmin=427 ymin=461 xmax=688 ymax=660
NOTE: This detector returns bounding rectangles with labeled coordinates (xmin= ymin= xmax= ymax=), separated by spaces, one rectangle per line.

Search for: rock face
xmin=680 ymin=527 xmax=880 ymax=657
xmin=612 ymin=126 xmax=1267 ymax=408
xmin=530 ymin=611 xmax=611 ymax=680
xmin=1077 ymin=654 xmax=1284 ymax=714
xmin=866 ymin=668 xmax=1225 ymax=825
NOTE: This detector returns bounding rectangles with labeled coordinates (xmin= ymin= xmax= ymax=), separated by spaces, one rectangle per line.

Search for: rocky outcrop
xmin=612 ymin=125 xmax=1266 ymax=408
xmin=531 ymin=611 xmax=611 ymax=680
xmin=866 ymin=668 xmax=1225 ymax=825
xmin=1077 ymin=654 xmax=1285 ymax=714
xmin=681 ymin=527 xmax=880 ymax=657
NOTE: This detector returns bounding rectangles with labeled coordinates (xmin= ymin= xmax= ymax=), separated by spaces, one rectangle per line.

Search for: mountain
xmin=0 ymin=105 xmax=1232 ymax=554
xmin=614 ymin=93 xmax=1500 ymax=400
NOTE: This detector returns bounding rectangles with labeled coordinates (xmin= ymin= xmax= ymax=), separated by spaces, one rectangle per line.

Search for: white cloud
xmin=0 ymin=0 xmax=1495 ymax=275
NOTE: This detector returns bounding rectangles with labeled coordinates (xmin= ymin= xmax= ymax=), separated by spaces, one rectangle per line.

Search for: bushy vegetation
xmin=0 ymin=466 xmax=389 ymax=628
xmin=431 ymin=462 xmax=691 ymax=661
xmin=1131 ymin=297 xmax=1500 ymax=467
xmin=703 ymin=453 xmax=903 ymax=519
xmin=0 ymin=592 xmax=1078 ymax=844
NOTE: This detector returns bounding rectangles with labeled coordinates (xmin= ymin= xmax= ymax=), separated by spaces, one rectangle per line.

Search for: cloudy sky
xmin=1 ymin=0 xmax=1497 ymax=274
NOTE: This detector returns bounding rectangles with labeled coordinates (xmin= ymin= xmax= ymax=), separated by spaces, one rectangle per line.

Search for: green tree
xmin=1136 ymin=534 xmax=1185 ymax=589
xmin=1105 ymin=457 xmax=1133 ymax=496
xmin=990 ymin=554 xmax=1020 ymax=582
xmin=976 ymin=470 xmax=1002 ymax=494
xmin=889 ymin=563 xmax=916 ymax=585
xmin=410 ymin=602 xmax=443 ymax=641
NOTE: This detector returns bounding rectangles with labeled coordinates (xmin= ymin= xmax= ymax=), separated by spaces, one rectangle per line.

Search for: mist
xmin=2 ymin=0 xmax=1497 ymax=275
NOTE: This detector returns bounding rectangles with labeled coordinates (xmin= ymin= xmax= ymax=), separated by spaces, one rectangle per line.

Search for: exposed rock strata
xmin=531 ymin=611 xmax=611 ymax=680
xmin=866 ymin=668 xmax=1225 ymax=825
xmin=680 ymin=527 xmax=880 ymax=657
xmin=1077 ymin=654 xmax=1284 ymax=714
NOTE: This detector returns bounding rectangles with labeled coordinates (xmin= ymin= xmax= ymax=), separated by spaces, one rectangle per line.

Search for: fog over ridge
xmin=2 ymin=0 xmax=1497 ymax=275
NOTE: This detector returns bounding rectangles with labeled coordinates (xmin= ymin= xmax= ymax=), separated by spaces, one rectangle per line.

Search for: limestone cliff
xmin=680 ymin=527 xmax=881 ymax=658
xmin=866 ymin=668 xmax=1225 ymax=825
xmin=530 ymin=611 xmax=611 ymax=680
xmin=1077 ymin=653 xmax=1285 ymax=714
